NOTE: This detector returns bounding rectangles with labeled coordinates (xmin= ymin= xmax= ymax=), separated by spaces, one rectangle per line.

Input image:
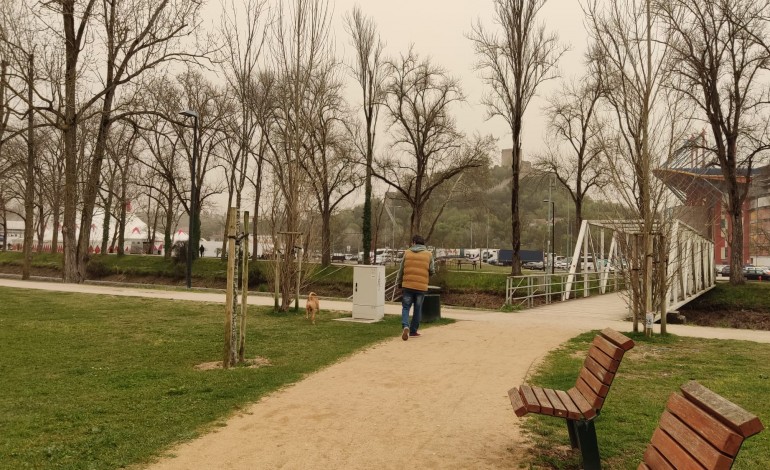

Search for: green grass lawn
xmin=684 ymin=281 xmax=770 ymax=312
xmin=0 ymin=287 xmax=448 ymax=469
xmin=521 ymin=331 xmax=770 ymax=469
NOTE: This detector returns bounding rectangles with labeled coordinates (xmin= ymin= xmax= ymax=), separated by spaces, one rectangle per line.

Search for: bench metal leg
xmin=574 ymin=419 xmax=601 ymax=470
xmin=566 ymin=419 xmax=579 ymax=448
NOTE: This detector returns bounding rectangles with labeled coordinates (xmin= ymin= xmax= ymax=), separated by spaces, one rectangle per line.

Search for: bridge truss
xmin=565 ymin=219 xmax=715 ymax=324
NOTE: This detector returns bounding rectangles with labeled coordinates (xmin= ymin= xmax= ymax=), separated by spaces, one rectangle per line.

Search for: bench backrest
xmin=640 ymin=380 xmax=764 ymax=469
xmin=572 ymin=328 xmax=635 ymax=412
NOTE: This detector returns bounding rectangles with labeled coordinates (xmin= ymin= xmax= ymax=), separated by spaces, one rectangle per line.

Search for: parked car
xmin=743 ymin=266 xmax=770 ymax=281
xmin=522 ymin=261 xmax=544 ymax=270
xmin=720 ymin=265 xmax=731 ymax=276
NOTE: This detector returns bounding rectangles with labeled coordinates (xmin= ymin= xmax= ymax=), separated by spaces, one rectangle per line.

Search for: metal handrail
xmin=505 ymin=271 xmax=627 ymax=308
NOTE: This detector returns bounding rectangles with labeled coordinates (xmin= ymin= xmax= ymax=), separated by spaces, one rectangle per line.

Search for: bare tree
xmin=536 ymin=72 xmax=608 ymax=237
xmin=264 ymin=0 xmax=332 ymax=311
xmin=586 ymin=0 xmax=693 ymax=331
xmin=377 ymin=48 xmax=494 ymax=239
xmin=176 ymin=70 xmax=229 ymax=261
xmin=32 ymin=0 xmax=206 ymax=282
xmin=469 ymin=0 xmax=567 ymax=275
xmin=218 ymin=0 xmax=270 ymax=265
xmin=135 ymin=76 xmax=186 ymax=258
xmin=0 ymin=0 xmax=44 ymax=276
xmin=657 ymin=0 xmax=770 ymax=285
xmin=246 ymin=70 xmax=277 ymax=260
xmin=345 ymin=5 xmax=386 ymax=265
xmin=300 ymin=61 xmax=360 ymax=266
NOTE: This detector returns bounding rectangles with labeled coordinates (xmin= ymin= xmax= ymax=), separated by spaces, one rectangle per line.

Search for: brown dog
xmin=305 ymin=292 xmax=320 ymax=325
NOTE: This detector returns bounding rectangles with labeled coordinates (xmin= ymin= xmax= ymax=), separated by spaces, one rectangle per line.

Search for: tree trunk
xmin=101 ymin=188 xmax=113 ymax=254
xmin=62 ymin=0 xmax=81 ymax=283
xmin=76 ymin=88 xmax=117 ymax=279
xmin=574 ymin=197 xmax=583 ymax=243
xmin=117 ymin=200 xmax=126 ymax=256
xmin=728 ymin=196 xmax=745 ymax=285
xmin=36 ymin=191 xmax=45 ymax=253
xmin=51 ymin=201 xmax=60 ymax=254
xmin=510 ymin=138 xmax=522 ymax=275
xmin=362 ymin=142 xmax=373 ymax=265
xmin=164 ymin=186 xmax=173 ymax=259
xmin=22 ymin=53 xmax=35 ymax=280
xmin=251 ymin=170 xmax=262 ymax=261
xmin=321 ymin=202 xmax=331 ymax=267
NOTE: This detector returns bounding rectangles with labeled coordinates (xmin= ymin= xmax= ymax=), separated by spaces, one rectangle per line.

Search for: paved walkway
xmin=2 ymin=278 xmax=769 ymax=469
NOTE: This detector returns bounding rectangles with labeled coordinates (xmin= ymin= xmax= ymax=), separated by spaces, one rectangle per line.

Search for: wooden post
xmin=659 ymin=234 xmax=667 ymax=335
xmin=583 ymin=226 xmax=589 ymax=297
xmin=295 ymin=247 xmax=302 ymax=311
xmin=239 ymin=211 xmax=249 ymax=363
xmin=273 ymin=241 xmax=280 ymax=310
xmin=224 ymin=207 xmax=236 ymax=368
xmin=632 ymin=234 xmax=640 ymax=333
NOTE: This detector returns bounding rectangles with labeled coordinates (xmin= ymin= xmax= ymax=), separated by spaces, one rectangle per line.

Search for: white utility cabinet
xmin=352 ymin=265 xmax=385 ymax=321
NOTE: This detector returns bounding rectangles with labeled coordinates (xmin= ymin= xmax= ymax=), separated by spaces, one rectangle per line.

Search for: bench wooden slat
xmin=600 ymin=328 xmax=635 ymax=351
xmin=667 ymin=392 xmax=743 ymax=456
xmin=519 ymin=385 xmax=540 ymax=414
xmin=532 ymin=386 xmax=554 ymax=415
xmin=592 ymin=335 xmax=624 ymax=361
xmin=584 ymin=355 xmax=615 ymax=385
xmin=508 ymin=387 xmax=528 ymax=417
xmin=575 ymin=376 xmax=603 ymax=410
xmin=544 ymin=388 xmax=569 ymax=418
xmin=579 ymin=367 xmax=610 ymax=398
xmin=555 ymin=389 xmax=582 ymax=420
xmin=587 ymin=345 xmax=621 ymax=374
xmin=650 ymin=427 xmax=707 ymax=469
xmin=681 ymin=381 xmax=765 ymax=439
xmin=658 ymin=409 xmax=733 ymax=469
xmin=637 ymin=463 xmax=651 ymax=470
xmin=642 ymin=444 xmax=676 ymax=470
xmin=567 ymin=387 xmax=596 ymax=420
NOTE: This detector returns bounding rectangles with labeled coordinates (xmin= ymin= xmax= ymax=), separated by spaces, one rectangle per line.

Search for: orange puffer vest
xmin=402 ymin=250 xmax=432 ymax=291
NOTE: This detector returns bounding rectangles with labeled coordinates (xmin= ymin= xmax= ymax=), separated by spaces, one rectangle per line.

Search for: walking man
xmin=396 ymin=234 xmax=435 ymax=341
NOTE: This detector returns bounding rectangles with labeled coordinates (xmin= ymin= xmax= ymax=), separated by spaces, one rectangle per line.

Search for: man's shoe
xmin=409 ymin=332 xmax=421 ymax=337
xmin=402 ymin=327 xmax=409 ymax=341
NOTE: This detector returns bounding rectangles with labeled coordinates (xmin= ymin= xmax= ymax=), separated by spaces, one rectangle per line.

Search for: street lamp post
xmin=180 ymin=110 xmax=199 ymax=289
xmin=544 ymin=199 xmax=555 ymax=275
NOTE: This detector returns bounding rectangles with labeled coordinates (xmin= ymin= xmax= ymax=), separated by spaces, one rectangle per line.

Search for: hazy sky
xmin=200 ymin=0 xmax=591 ymax=210
xmin=327 ymin=0 xmax=589 ymax=162
xmin=204 ymin=0 xmax=590 ymax=161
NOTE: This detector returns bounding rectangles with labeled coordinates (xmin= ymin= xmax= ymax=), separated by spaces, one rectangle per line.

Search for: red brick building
xmin=655 ymin=135 xmax=770 ymax=265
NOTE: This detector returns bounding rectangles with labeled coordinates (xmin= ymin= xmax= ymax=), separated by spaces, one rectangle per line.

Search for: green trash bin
xmin=422 ymin=285 xmax=441 ymax=322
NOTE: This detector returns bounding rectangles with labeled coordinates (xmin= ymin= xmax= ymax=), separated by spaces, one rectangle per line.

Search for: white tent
xmin=27 ymin=209 xmax=162 ymax=254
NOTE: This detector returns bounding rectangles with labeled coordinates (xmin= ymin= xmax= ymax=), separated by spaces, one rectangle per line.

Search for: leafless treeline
xmin=0 ymin=0 xmax=494 ymax=311
xmin=0 ymin=0 xmax=768 ymax=309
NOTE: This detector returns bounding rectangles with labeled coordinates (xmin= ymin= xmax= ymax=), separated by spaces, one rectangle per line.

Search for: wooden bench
xmin=640 ymin=380 xmax=764 ymax=469
xmin=508 ymin=328 xmax=635 ymax=470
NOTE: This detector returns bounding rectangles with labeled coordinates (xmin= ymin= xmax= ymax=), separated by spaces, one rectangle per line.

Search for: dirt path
xmin=147 ymin=319 xmax=584 ymax=470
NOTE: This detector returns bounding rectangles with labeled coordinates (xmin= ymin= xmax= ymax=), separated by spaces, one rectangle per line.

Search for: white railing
xmin=505 ymin=271 xmax=627 ymax=309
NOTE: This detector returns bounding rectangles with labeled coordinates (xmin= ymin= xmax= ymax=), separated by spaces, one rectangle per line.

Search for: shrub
xmin=86 ymin=256 xmax=113 ymax=278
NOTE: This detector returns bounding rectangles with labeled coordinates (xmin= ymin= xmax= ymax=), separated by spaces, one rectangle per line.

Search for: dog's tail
xmin=308 ymin=292 xmax=317 ymax=298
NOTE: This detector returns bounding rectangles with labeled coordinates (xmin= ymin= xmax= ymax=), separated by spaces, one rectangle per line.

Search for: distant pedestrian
xmin=199 ymin=245 xmax=205 ymax=257
xmin=395 ymin=234 xmax=435 ymax=341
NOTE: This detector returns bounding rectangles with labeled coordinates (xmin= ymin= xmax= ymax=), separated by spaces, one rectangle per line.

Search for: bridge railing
xmin=505 ymin=271 xmax=627 ymax=309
